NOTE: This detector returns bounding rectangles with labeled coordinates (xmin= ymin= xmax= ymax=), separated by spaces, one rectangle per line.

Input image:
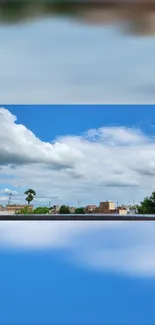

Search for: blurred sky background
xmin=0 ymin=0 xmax=155 ymax=103
xmin=1 ymin=2 xmax=155 ymax=325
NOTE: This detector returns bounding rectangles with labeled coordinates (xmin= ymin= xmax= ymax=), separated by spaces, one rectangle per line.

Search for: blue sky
xmin=1 ymin=105 xmax=155 ymax=206
xmin=0 ymin=9 xmax=155 ymax=323
xmin=1 ymin=106 xmax=155 ymax=325
xmin=5 ymin=105 xmax=155 ymax=140
xmin=1 ymin=220 xmax=155 ymax=325
xmin=0 ymin=248 xmax=155 ymax=325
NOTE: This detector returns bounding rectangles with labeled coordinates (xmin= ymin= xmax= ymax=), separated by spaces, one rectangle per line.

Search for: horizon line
xmin=0 ymin=214 xmax=155 ymax=221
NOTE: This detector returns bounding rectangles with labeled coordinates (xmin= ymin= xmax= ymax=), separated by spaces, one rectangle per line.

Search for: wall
xmin=118 ymin=209 xmax=127 ymax=215
xmin=0 ymin=210 xmax=15 ymax=215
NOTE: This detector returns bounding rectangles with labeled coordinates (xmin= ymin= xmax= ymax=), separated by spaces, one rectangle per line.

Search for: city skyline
xmin=1 ymin=105 xmax=155 ymax=207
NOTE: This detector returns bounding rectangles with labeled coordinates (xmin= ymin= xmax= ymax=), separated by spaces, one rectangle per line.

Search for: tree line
xmin=16 ymin=188 xmax=155 ymax=215
xmin=16 ymin=188 xmax=85 ymax=214
xmin=16 ymin=205 xmax=85 ymax=215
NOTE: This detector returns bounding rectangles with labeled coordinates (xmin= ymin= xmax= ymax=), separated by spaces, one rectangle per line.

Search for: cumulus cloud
xmin=1 ymin=107 xmax=155 ymax=277
xmin=83 ymin=126 xmax=148 ymax=145
xmin=0 ymin=107 xmax=83 ymax=169
xmin=1 ymin=107 xmax=155 ymax=206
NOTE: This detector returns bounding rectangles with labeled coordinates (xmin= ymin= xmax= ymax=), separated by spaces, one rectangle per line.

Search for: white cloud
xmin=0 ymin=188 xmax=18 ymax=195
xmin=0 ymin=107 xmax=83 ymax=169
xmin=83 ymin=126 xmax=148 ymax=145
xmin=0 ymin=221 xmax=155 ymax=277
xmin=1 ymin=107 xmax=155 ymax=277
xmin=0 ymin=196 xmax=8 ymax=202
xmin=1 ymin=107 xmax=155 ymax=206
xmin=72 ymin=222 xmax=155 ymax=277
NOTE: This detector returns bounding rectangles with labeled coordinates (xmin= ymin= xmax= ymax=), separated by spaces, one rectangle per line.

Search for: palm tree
xmin=24 ymin=189 xmax=36 ymax=206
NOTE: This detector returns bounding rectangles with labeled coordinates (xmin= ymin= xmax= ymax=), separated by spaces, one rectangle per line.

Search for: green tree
xmin=24 ymin=189 xmax=36 ymax=205
xmin=15 ymin=206 xmax=49 ymax=215
xmin=59 ymin=205 xmax=70 ymax=214
xmin=15 ymin=206 xmax=32 ymax=214
xmin=137 ymin=191 xmax=155 ymax=214
xmin=33 ymin=206 xmax=49 ymax=214
xmin=75 ymin=207 xmax=85 ymax=214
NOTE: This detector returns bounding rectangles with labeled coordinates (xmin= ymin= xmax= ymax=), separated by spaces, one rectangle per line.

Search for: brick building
xmin=5 ymin=205 xmax=33 ymax=212
xmin=95 ymin=201 xmax=127 ymax=215
xmin=85 ymin=205 xmax=97 ymax=213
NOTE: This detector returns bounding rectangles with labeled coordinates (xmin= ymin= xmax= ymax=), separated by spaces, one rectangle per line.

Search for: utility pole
xmin=8 ymin=193 xmax=12 ymax=206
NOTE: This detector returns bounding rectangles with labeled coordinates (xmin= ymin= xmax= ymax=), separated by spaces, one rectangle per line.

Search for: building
xmin=118 ymin=208 xmax=127 ymax=215
xmin=53 ymin=205 xmax=60 ymax=213
xmin=100 ymin=201 xmax=115 ymax=210
xmin=49 ymin=205 xmax=60 ymax=214
xmin=115 ymin=207 xmax=127 ymax=215
xmin=0 ymin=204 xmax=34 ymax=215
xmin=5 ymin=204 xmax=33 ymax=212
xmin=94 ymin=201 xmax=127 ymax=215
xmin=0 ymin=210 xmax=15 ymax=215
xmin=85 ymin=205 xmax=97 ymax=213
xmin=70 ymin=206 xmax=76 ymax=213
xmin=97 ymin=201 xmax=115 ymax=214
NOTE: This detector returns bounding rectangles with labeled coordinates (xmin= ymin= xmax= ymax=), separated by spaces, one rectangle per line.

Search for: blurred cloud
xmin=0 ymin=4 xmax=155 ymax=104
xmin=0 ymin=188 xmax=18 ymax=195
xmin=0 ymin=220 xmax=155 ymax=277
